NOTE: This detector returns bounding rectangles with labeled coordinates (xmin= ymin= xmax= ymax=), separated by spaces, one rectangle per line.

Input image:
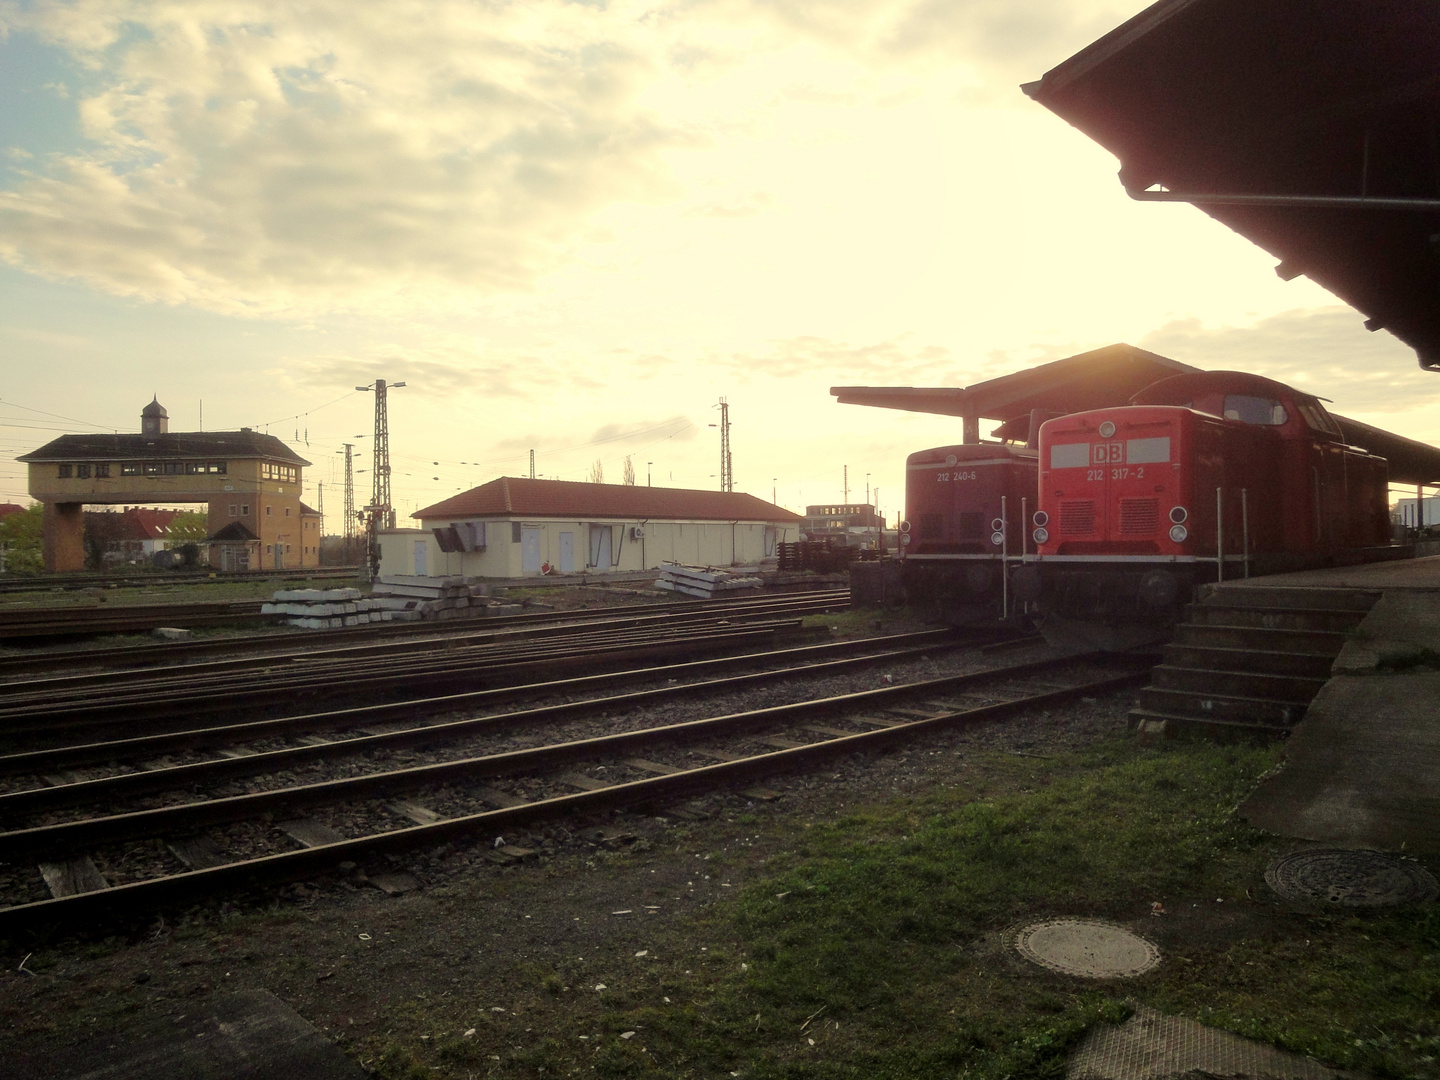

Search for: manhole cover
xmin=1266 ymin=849 xmax=1439 ymax=907
xmin=1011 ymin=918 xmax=1160 ymax=979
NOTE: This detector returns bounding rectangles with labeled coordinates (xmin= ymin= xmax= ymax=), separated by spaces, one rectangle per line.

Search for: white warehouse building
xmin=380 ymin=477 xmax=803 ymax=579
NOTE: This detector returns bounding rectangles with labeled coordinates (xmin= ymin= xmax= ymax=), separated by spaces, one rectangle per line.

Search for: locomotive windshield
xmin=1222 ymin=395 xmax=1287 ymax=425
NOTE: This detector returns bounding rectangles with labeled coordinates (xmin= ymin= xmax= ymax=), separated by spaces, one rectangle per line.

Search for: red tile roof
xmin=0 ymin=503 xmax=26 ymax=519
xmin=415 ymin=478 xmax=802 ymax=524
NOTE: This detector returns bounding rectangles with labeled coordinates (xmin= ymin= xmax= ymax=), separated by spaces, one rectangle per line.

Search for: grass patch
xmin=361 ymin=741 xmax=1440 ymax=1078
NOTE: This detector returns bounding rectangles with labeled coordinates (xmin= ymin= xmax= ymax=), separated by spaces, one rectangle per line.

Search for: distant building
xmin=84 ymin=507 xmax=179 ymax=562
xmin=383 ymin=476 xmax=801 ymax=578
xmin=802 ymin=503 xmax=886 ymax=546
xmin=19 ymin=397 xmax=316 ymax=572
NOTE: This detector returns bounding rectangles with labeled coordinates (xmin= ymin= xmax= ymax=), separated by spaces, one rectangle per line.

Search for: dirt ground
xmin=0 ymin=685 xmax=1149 ymax=1075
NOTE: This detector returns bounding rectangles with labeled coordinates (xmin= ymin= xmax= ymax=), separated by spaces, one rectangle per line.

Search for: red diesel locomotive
xmin=898 ymin=442 xmax=1038 ymax=619
xmin=1014 ymin=371 xmax=1390 ymax=647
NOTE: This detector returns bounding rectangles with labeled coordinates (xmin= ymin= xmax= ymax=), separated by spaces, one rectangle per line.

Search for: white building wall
xmin=386 ymin=518 xmax=798 ymax=578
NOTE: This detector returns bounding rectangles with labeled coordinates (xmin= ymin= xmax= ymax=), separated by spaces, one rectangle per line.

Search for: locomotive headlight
xmin=1098 ymin=421 xmax=1116 ymax=438
xmin=1032 ymin=527 xmax=1049 ymax=545
xmin=899 ymin=519 xmax=911 ymax=534
xmin=1169 ymin=524 xmax=1188 ymax=543
xmin=990 ymin=517 xmax=1005 ymax=532
xmin=990 ymin=530 xmax=1005 ymax=546
xmin=1169 ymin=506 xmax=1188 ymax=524
xmin=900 ymin=533 xmax=912 ymax=545
xmin=1032 ymin=510 xmax=1049 ymax=527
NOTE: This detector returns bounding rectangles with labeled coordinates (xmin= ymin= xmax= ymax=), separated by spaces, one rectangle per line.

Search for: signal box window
xmin=76 ymin=464 xmax=91 ymax=479
xmin=1223 ymin=395 xmax=1287 ymax=426
xmin=95 ymin=464 xmax=110 ymax=478
xmin=57 ymin=464 xmax=72 ymax=478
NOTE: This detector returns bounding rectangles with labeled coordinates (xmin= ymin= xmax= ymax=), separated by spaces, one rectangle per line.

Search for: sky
xmin=2 ymin=0 xmax=1437 ymax=528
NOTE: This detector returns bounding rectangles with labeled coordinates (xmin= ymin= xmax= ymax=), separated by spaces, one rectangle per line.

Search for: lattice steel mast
xmin=356 ymin=379 xmax=405 ymax=575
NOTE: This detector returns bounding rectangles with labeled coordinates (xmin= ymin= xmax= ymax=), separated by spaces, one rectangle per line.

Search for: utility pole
xmin=316 ymin=481 xmax=325 ymax=540
xmin=356 ymin=380 xmax=406 ymax=576
xmin=843 ymin=465 xmax=849 ymax=505
xmin=529 ymin=449 xmax=535 ymax=479
xmin=340 ymin=443 xmax=356 ymax=566
xmin=647 ymin=462 xmax=652 ymax=487
xmin=714 ymin=398 xmax=733 ymax=493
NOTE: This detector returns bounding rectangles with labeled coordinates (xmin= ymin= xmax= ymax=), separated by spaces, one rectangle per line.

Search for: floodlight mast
xmin=355 ymin=380 xmax=406 ymax=577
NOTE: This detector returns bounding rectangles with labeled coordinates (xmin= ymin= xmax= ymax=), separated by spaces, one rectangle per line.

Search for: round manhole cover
xmin=1266 ymin=849 xmax=1439 ymax=907
xmin=1011 ymin=918 xmax=1160 ymax=979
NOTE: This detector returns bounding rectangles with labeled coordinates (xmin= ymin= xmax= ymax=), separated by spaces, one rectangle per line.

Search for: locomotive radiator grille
xmin=1059 ymin=500 xmax=1096 ymax=535
xmin=957 ymin=512 xmax=984 ymax=539
xmin=1119 ymin=497 xmax=1159 ymax=535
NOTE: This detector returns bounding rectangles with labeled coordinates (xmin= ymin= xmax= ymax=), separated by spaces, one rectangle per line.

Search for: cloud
xmin=723 ymin=333 xmax=956 ymax=383
xmin=1140 ymin=307 xmax=1440 ymax=414
xmin=0 ymin=0 xmax=1142 ymax=316
xmin=0 ymin=0 xmax=686 ymax=315
xmin=280 ymin=338 xmax=542 ymax=401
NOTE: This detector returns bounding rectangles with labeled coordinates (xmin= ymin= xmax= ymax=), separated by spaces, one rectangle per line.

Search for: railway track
xmin=0 ymin=640 xmax=1143 ymax=933
xmin=0 ymin=595 xmax=853 ymax=740
xmin=0 ymin=566 xmax=365 ymax=596
xmin=0 ymin=588 xmax=852 ymax=675
xmin=0 ymin=598 xmax=270 ymax=640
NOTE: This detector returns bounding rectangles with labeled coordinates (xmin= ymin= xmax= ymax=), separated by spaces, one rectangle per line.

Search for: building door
xmin=558 ymin=531 xmax=574 ymax=573
xmin=521 ymin=527 xmax=542 ymax=574
xmin=274 ymin=544 xmax=284 ymax=569
xmin=414 ymin=539 xmax=428 ymax=577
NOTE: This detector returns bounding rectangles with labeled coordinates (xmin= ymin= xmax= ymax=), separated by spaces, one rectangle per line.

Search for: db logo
xmin=1092 ymin=442 xmax=1123 ymax=464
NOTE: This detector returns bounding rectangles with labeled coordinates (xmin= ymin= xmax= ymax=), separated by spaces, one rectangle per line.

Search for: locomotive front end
xmin=1018 ymin=407 xmax=1198 ymax=648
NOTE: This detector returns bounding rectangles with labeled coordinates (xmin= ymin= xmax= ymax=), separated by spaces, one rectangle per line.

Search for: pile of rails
xmin=778 ymin=539 xmax=879 ymax=573
xmin=262 ymin=576 xmax=478 ymax=628
xmin=655 ymin=563 xmax=762 ymax=599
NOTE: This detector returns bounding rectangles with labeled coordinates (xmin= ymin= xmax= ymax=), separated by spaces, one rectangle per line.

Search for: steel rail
xmin=0 ymin=629 xmax=967 ymax=776
xmin=0 ymin=567 xmax=364 ymax=595
xmin=0 ymin=601 xmax=852 ymax=737
xmin=0 ymin=605 xmax=831 ymax=716
xmin=0 ymin=666 xmax=1147 ymax=933
xmin=0 ymin=636 xmax=983 ymax=813
xmin=0 ymin=589 xmax=851 ymax=682
xmin=0 ymin=600 xmax=270 ymax=640
xmin=0 ymin=654 xmax=1139 ymax=858
xmin=0 ymin=622 xmax=811 ymax=740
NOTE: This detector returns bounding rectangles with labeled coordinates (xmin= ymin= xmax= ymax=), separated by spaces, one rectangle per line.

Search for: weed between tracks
xmin=354 ymin=741 xmax=1438 ymax=1079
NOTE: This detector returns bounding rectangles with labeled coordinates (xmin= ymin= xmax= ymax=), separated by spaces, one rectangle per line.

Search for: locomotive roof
xmin=1024 ymin=0 xmax=1440 ymax=372
xmin=1133 ymin=370 xmax=1440 ymax=484
xmin=832 ymin=343 xmax=1197 ymax=432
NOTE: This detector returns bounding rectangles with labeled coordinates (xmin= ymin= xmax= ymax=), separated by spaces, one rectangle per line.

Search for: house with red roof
xmin=385 ymin=477 xmax=802 ymax=578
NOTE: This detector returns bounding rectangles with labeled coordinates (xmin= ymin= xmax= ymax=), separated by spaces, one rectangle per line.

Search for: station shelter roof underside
xmin=833 ymin=343 xmax=1440 ymax=484
xmin=831 ymin=343 xmax=1196 ymax=440
xmin=1023 ymin=0 xmax=1440 ymax=371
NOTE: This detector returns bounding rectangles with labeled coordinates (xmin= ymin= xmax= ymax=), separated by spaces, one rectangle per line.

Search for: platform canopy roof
xmin=831 ymin=343 xmax=1197 ymax=440
xmin=1023 ymin=0 xmax=1440 ymax=372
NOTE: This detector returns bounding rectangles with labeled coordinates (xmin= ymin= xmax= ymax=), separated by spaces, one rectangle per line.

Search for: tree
xmin=622 ymin=456 xmax=636 ymax=486
xmin=588 ymin=459 xmax=604 ymax=484
xmin=167 ymin=511 xmax=210 ymax=544
xmin=0 ymin=504 xmax=44 ymax=574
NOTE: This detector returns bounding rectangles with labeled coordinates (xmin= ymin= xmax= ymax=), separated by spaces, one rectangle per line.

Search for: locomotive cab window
xmin=1222 ymin=395 xmax=1287 ymax=426
xmin=1295 ymin=400 xmax=1343 ymax=438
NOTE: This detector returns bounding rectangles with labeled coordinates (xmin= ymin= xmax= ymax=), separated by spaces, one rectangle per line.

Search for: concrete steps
xmin=1131 ymin=584 xmax=1378 ymax=741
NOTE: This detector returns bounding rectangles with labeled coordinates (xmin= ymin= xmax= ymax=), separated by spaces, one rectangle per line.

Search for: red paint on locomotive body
xmin=1033 ymin=370 xmax=1388 ymax=565
xmin=902 ymin=443 xmax=1038 ymax=558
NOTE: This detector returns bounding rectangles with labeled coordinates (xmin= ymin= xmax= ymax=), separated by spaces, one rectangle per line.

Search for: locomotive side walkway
xmin=1236 ymin=555 xmax=1440 ymax=854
